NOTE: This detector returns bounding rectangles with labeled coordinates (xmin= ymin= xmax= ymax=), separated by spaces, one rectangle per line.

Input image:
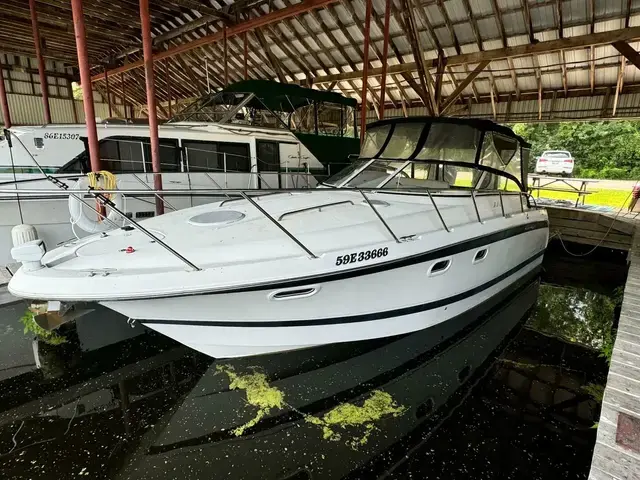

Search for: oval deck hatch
xmin=188 ymin=210 xmax=245 ymax=226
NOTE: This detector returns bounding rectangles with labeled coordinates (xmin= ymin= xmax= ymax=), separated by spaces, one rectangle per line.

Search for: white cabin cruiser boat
xmin=8 ymin=117 xmax=549 ymax=358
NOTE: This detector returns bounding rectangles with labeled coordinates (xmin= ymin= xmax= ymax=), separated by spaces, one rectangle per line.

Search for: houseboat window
xmin=143 ymin=138 xmax=180 ymax=173
xmin=34 ymin=137 xmax=44 ymax=149
xmin=220 ymin=143 xmax=251 ymax=172
xmin=184 ymin=140 xmax=250 ymax=173
xmin=99 ymin=137 xmax=145 ymax=173
xmin=256 ymin=141 xmax=280 ymax=172
xmin=380 ymin=123 xmax=425 ymax=159
xmin=416 ymin=123 xmax=481 ymax=163
xmin=361 ymin=124 xmax=392 ymax=158
xmin=183 ymin=140 xmax=218 ymax=172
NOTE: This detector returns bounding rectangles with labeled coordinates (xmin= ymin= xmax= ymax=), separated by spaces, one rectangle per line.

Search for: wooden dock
xmin=587 ymin=210 xmax=640 ymax=479
xmin=546 ymin=206 xmax=636 ymax=251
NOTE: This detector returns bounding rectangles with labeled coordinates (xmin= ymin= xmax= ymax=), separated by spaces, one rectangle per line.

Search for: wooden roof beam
xmin=613 ymin=41 xmax=640 ymax=71
xmin=91 ymin=0 xmax=342 ymax=82
xmin=312 ymin=25 xmax=640 ymax=84
xmin=440 ymin=60 xmax=490 ymax=115
xmin=435 ymin=0 xmax=461 ymax=54
xmin=400 ymin=0 xmax=435 ymax=114
xmin=253 ymin=28 xmax=288 ymax=82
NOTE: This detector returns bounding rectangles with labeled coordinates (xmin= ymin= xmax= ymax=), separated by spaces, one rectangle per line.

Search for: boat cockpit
xmin=324 ymin=117 xmax=530 ymax=194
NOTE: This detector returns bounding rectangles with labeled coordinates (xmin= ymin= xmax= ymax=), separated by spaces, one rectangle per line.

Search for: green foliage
xmin=582 ymin=383 xmax=605 ymax=403
xmin=528 ymin=285 xmax=615 ymax=351
xmin=511 ymin=121 xmax=640 ymax=179
xmin=19 ymin=310 xmax=67 ymax=346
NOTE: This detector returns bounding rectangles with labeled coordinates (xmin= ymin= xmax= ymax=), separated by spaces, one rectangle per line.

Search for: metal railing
xmin=0 ymin=185 xmax=536 ymax=272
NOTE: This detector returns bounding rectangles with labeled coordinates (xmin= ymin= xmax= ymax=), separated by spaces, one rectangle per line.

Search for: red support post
xmin=71 ymin=0 xmax=101 ymax=172
xmin=359 ymin=0 xmax=372 ymax=144
xmin=29 ymin=0 xmax=52 ymax=124
xmin=104 ymin=70 xmax=113 ymax=118
xmin=0 ymin=58 xmax=11 ymax=128
xmin=224 ymin=26 xmax=229 ymax=86
xmin=165 ymin=60 xmax=172 ymax=118
xmin=379 ymin=0 xmax=391 ymax=120
xmin=243 ymin=32 xmax=248 ymax=80
xmin=139 ymin=0 xmax=164 ymax=216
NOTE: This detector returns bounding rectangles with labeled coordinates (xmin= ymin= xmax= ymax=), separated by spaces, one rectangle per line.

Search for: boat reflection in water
xmin=0 ymin=271 xmax=539 ymax=480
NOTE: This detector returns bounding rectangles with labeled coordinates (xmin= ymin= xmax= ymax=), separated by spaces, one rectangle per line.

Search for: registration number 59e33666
xmin=335 ymin=247 xmax=389 ymax=266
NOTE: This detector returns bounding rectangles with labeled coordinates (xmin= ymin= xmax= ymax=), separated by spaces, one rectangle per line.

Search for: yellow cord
xmin=87 ymin=170 xmax=117 ymax=196
xmin=86 ymin=171 xmax=117 ymax=222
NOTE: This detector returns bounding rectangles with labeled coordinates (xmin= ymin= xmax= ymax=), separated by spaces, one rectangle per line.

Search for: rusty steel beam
xmin=91 ymin=0 xmax=339 ymax=83
xmin=29 ymin=0 xmax=51 ymax=124
xmin=140 ymin=0 xmax=163 ymax=216
xmin=378 ymin=0 xmax=391 ymax=119
xmin=0 ymin=57 xmax=11 ymax=128
xmin=360 ymin=0 xmax=372 ymax=143
xmin=71 ymin=0 xmax=100 ymax=172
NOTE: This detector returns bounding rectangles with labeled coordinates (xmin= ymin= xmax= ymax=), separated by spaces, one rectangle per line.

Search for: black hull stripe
xmin=141 ymin=219 xmax=548 ymax=299
xmin=141 ymin=248 xmax=545 ymax=328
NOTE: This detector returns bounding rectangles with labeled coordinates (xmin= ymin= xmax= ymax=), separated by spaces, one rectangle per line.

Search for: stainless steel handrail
xmin=239 ymin=192 xmax=317 ymax=259
xmin=278 ymin=200 xmax=354 ymax=221
xmin=470 ymin=190 xmax=483 ymax=223
xmin=425 ymin=189 xmax=450 ymax=232
xmin=498 ymin=191 xmax=506 ymax=217
xmin=359 ymin=190 xmax=401 ymax=243
xmin=131 ymin=173 xmax=178 ymax=212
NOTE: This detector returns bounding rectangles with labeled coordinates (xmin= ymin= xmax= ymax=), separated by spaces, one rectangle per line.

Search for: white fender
xmin=68 ymin=177 xmax=124 ymax=234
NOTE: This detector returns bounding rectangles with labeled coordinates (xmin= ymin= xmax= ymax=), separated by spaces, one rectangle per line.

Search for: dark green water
xmin=0 ymin=242 xmax=623 ymax=480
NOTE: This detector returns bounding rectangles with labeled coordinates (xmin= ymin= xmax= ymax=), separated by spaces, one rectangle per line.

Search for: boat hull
xmin=101 ymin=221 xmax=547 ymax=358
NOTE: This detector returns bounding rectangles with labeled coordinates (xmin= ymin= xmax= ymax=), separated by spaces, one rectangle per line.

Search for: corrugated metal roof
xmin=0 ymin=0 xmax=639 ymax=123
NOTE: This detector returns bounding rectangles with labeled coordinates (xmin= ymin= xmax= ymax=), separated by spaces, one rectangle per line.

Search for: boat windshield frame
xmin=323 ymin=117 xmax=530 ymax=192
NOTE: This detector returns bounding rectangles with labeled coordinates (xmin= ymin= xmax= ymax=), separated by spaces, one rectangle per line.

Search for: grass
xmin=532 ymin=188 xmax=632 ymax=209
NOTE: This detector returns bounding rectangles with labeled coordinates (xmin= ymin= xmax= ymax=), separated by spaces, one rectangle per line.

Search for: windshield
xmin=543 ymin=151 xmax=570 ymax=158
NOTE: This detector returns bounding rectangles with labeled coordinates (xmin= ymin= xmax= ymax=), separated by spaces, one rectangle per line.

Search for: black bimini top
xmin=357 ymin=116 xmax=530 ymax=191
xmin=365 ymin=116 xmax=530 ymax=148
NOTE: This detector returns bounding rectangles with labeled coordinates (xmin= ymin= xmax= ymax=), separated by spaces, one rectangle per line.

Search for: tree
xmin=511 ymin=121 xmax=640 ymax=179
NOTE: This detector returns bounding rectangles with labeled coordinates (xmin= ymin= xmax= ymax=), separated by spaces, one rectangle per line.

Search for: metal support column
xmin=379 ymin=0 xmax=391 ymax=120
xmin=0 ymin=57 xmax=11 ymax=128
xmin=104 ymin=70 xmax=113 ymax=118
xmin=140 ymin=0 xmax=164 ymax=215
xmin=71 ymin=0 xmax=101 ymax=172
xmin=359 ymin=0 xmax=372 ymax=144
xmin=29 ymin=0 xmax=52 ymax=124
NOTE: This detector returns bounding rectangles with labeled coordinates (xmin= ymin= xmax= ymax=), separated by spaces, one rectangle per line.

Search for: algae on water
xmin=305 ymin=390 xmax=407 ymax=448
xmin=216 ymin=365 xmax=406 ymax=449
xmin=216 ymin=364 xmax=285 ymax=436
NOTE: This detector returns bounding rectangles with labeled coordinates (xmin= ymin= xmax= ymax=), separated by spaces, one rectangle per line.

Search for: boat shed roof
xmin=0 ymin=0 xmax=640 ymax=122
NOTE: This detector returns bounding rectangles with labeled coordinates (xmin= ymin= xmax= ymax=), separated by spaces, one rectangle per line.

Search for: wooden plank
xmin=546 ymin=207 xmax=636 ymax=235
xmin=589 ymin=226 xmax=640 ymax=478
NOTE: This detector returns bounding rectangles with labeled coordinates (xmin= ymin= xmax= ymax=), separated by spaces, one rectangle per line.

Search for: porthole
xmin=473 ymin=248 xmax=488 ymax=264
xmin=429 ymin=258 xmax=451 ymax=276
